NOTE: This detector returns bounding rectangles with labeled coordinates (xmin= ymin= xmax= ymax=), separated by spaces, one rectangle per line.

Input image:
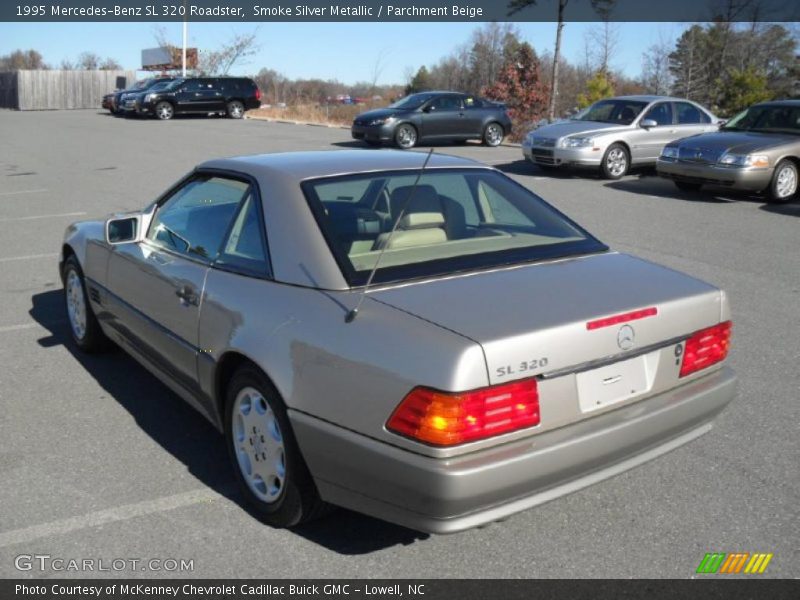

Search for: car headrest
xmin=398 ymin=212 xmax=445 ymax=230
xmin=390 ymin=185 xmax=442 ymax=218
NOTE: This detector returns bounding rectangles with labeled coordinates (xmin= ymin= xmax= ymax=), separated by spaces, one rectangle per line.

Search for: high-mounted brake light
xmin=680 ymin=321 xmax=732 ymax=377
xmin=586 ymin=307 xmax=658 ymax=330
xmin=386 ymin=379 xmax=539 ymax=446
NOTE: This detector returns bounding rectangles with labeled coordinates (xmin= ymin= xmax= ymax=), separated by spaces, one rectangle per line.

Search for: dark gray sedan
xmin=60 ymin=151 xmax=735 ymax=533
xmin=352 ymin=91 xmax=513 ymax=149
xmin=657 ymin=100 xmax=800 ymax=203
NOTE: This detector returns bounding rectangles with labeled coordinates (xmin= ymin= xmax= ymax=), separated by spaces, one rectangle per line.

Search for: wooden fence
xmin=0 ymin=70 xmax=138 ymax=110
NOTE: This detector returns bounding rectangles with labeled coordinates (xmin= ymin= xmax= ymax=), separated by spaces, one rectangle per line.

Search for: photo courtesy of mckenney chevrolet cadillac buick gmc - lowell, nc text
xmin=60 ymin=150 xmax=735 ymax=534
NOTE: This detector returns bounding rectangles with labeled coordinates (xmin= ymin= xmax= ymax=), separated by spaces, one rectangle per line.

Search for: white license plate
xmin=576 ymin=355 xmax=652 ymax=413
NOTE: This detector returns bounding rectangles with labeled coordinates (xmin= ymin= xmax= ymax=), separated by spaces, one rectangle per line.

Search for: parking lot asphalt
xmin=0 ymin=109 xmax=798 ymax=579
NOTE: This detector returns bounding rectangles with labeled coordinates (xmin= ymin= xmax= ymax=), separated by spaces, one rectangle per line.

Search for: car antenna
xmin=345 ymin=148 xmax=435 ymax=323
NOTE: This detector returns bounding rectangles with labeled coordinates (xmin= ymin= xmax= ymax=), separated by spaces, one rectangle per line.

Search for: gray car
xmin=60 ymin=150 xmax=736 ymax=533
xmin=657 ymin=100 xmax=800 ymax=203
xmin=522 ymin=96 xmax=719 ymax=179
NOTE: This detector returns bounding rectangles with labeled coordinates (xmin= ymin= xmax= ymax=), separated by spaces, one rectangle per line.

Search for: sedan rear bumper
xmin=657 ymin=159 xmax=773 ymax=192
xmin=291 ymin=367 xmax=736 ymax=534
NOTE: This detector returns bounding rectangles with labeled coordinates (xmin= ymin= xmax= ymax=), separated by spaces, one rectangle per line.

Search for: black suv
xmin=133 ymin=77 xmax=261 ymax=120
xmin=103 ymin=77 xmax=175 ymax=115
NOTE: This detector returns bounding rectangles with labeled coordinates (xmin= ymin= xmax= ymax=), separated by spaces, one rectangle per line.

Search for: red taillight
xmin=255 ymin=88 xmax=262 ymax=101
xmin=386 ymin=379 xmax=540 ymax=446
xmin=586 ymin=307 xmax=658 ymax=330
xmin=680 ymin=321 xmax=732 ymax=377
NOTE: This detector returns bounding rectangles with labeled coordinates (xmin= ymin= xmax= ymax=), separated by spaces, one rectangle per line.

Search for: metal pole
xmin=181 ymin=0 xmax=187 ymax=76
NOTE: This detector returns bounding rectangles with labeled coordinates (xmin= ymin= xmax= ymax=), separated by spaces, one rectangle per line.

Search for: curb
xmin=245 ymin=114 xmax=522 ymax=147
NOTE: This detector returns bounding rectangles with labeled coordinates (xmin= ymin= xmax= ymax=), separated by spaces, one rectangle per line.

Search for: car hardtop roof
xmin=199 ymin=150 xmax=488 ymax=183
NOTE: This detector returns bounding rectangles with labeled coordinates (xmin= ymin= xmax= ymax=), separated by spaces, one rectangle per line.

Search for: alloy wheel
xmin=232 ymin=386 xmax=286 ymax=504
xmin=65 ymin=269 xmax=87 ymax=341
xmin=775 ymin=164 xmax=797 ymax=199
xmin=606 ymin=148 xmax=627 ymax=178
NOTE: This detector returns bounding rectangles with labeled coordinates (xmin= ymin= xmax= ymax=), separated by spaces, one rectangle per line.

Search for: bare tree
xmin=199 ymin=31 xmax=260 ymax=75
xmin=77 ymin=52 xmax=101 ymax=70
xmin=588 ymin=21 xmax=619 ymax=73
xmin=0 ymin=49 xmax=49 ymax=70
xmin=369 ymin=47 xmax=392 ymax=96
xmin=641 ymin=33 xmax=674 ymax=95
xmin=99 ymin=58 xmax=122 ymax=70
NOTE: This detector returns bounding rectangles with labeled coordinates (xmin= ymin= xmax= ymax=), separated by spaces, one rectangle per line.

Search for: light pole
xmin=181 ymin=0 xmax=187 ymax=76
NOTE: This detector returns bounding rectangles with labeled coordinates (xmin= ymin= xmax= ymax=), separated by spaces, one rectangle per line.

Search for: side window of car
xmin=217 ymin=193 xmax=270 ymax=277
xmin=463 ymin=96 xmax=483 ymax=109
xmin=477 ymin=181 xmax=531 ymax=227
xmin=147 ymin=176 xmax=250 ymax=262
xmin=675 ymin=102 xmax=710 ymax=125
xmin=429 ymin=96 xmax=462 ymax=112
xmin=644 ymin=102 xmax=673 ymax=126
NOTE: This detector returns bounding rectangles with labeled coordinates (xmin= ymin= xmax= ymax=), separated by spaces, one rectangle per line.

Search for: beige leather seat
xmin=372 ymin=212 xmax=447 ymax=250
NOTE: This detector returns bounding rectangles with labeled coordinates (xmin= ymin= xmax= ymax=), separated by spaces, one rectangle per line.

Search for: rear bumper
xmin=657 ymin=159 xmax=773 ymax=191
xmin=291 ymin=367 xmax=736 ymax=534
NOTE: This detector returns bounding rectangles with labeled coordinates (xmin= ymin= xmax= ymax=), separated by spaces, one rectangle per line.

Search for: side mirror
xmin=106 ymin=215 xmax=140 ymax=245
xmin=640 ymin=119 xmax=658 ymax=129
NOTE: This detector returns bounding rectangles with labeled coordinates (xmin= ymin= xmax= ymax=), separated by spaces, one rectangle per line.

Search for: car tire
xmin=225 ymin=365 xmax=328 ymax=528
xmin=155 ymin=101 xmax=174 ymax=121
xmin=674 ymin=181 xmax=702 ymax=192
xmin=394 ymin=124 xmax=418 ymax=150
xmin=767 ymin=159 xmax=798 ymax=204
xmin=227 ymin=100 xmax=245 ymax=119
xmin=482 ymin=122 xmax=505 ymax=147
xmin=601 ymin=143 xmax=629 ymax=179
xmin=63 ymin=255 xmax=111 ymax=353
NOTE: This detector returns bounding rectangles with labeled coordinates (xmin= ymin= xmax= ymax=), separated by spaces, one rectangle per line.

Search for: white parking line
xmin=0 ymin=323 xmax=40 ymax=333
xmin=0 ymin=212 xmax=85 ymax=222
xmin=0 ymin=252 xmax=58 ymax=263
xmin=0 ymin=488 xmax=227 ymax=548
xmin=0 ymin=189 xmax=48 ymax=197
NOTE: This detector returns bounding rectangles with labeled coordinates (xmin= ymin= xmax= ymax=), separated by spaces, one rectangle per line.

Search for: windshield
xmin=389 ymin=93 xmax=437 ymax=110
xmin=572 ymin=99 xmax=648 ymax=125
xmin=723 ymin=105 xmax=800 ymax=135
xmin=302 ymin=169 xmax=607 ymax=286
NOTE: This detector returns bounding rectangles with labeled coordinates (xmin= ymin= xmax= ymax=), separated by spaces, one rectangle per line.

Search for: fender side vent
xmin=88 ymin=287 xmax=101 ymax=304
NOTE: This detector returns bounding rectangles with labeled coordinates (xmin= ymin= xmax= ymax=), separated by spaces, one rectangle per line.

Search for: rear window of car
xmin=302 ymin=169 xmax=607 ymax=286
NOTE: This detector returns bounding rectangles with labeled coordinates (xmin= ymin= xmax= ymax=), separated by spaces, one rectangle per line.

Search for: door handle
xmin=175 ymin=285 xmax=199 ymax=306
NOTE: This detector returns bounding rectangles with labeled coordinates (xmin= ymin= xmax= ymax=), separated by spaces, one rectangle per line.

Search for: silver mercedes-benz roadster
xmin=60 ymin=150 xmax=736 ymax=533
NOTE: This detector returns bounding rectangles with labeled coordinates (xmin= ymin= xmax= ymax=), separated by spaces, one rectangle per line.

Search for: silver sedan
xmin=522 ymin=95 xmax=720 ymax=179
xmin=60 ymin=150 xmax=736 ymax=533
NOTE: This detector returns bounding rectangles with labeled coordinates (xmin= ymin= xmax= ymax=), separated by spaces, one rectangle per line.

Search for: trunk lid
xmin=372 ymin=252 xmax=723 ymax=385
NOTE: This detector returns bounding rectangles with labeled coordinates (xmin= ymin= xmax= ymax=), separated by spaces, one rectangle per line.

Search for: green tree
xmin=405 ymin=66 xmax=432 ymax=95
xmin=717 ymin=67 xmax=773 ymax=116
xmin=576 ymin=69 xmax=615 ymax=108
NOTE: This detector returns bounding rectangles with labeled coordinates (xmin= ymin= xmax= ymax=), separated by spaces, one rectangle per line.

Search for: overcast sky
xmin=0 ymin=21 xmax=686 ymax=84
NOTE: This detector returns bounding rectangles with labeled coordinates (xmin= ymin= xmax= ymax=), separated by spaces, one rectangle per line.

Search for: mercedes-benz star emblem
xmin=617 ymin=324 xmax=635 ymax=350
